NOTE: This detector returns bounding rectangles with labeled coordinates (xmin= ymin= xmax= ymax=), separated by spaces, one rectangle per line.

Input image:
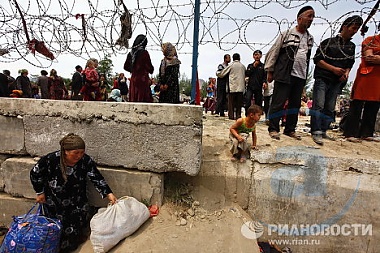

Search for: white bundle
xmin=90 ymin=196 xmax=150 ymax=253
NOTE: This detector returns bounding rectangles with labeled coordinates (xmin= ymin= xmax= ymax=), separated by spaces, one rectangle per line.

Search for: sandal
xmin=269 ymin=131 xmax=280 ymax=140
xmin=284 ymin=132 xmax=302 ymax=140
xmin=346 ymin=137 xmax=362 ymax=143
xmin=231 ymin=156 xmax=238 ymax=162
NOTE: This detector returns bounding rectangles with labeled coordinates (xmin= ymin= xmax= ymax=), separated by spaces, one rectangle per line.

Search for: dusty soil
xmin=202 ymin=113 xmax=380 ymax=161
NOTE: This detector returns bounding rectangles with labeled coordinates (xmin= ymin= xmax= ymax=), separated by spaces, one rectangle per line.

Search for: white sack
xmin=90 ymin=196 xmax=150 ymax=253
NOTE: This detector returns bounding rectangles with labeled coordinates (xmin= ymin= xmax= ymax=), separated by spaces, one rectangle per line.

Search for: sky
xmin=0 ymin=0 xmax=379 ymax=83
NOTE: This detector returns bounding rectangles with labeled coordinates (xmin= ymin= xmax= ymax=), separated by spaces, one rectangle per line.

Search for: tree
xmin=97 ymin=54 xmax=114 ymax=81
xmin=179 ymin=73 xmax=192 ymax=96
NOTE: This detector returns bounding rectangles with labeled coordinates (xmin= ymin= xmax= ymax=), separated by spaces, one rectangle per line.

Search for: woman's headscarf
xmin=130 ymin=34 xmax=148 ymax=67
xmin=160 ymin=42 xmax=181 ymax=77
xmin=59 ymin=133 xmax=86 ymax=182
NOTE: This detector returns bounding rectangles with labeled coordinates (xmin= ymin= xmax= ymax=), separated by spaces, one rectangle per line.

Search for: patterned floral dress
xmin=30 ymin=151 xmax=113 ymax=252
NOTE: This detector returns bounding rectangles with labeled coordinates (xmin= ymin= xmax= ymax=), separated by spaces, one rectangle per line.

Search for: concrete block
xmin=0 ymin=193 xmax=35 ymax=227
xmin=87 ymin=167 xmax=164 ymax=207
xmin=23 ymin=116 xmax=201 ymax=175
xmin=1 ymin=157 xmax=163 ymax=207
xmin=1 ymin=157 xmax=36 ymax=198
xmin=0 ymin=115 xmax=26 ymax=154
xmin=247 ymin=158 xmax=380 ymax=253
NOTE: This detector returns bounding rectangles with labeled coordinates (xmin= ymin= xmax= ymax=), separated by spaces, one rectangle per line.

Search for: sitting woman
xmin=30 ymin=133 xmax=117 ymax=252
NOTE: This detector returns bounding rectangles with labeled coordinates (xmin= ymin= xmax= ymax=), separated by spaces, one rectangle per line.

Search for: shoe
xmin=322 ymin=133 xmax=335 ymax=141
xmin=269 ymin=131 xmax=280 ymax=140
xmin=284 ymin=132 xmax=302 ymax=140
xmin=312 ymin=134 xmax=323 ymax=145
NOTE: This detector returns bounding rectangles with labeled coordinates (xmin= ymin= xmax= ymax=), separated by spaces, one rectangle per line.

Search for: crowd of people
xmin=203 ymin=6 xmax=379 ymax=162
xmin=0 ymin=34 xmax=182 ymax=105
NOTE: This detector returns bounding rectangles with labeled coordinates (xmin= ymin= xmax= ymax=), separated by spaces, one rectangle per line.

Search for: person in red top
xmin=80 ymin=59 xmax=100 ymax=101
xmin=344 ymin=32 xmax=380 ymax=142
xmin=124 ymin=34 xmax=154 ymax=102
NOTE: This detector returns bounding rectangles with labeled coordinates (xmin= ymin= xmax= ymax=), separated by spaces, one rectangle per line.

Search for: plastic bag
xmin=90 ymin=196 xmax=150 ymax=253
xmin=0 ymin=203 xmax=62 ymax=253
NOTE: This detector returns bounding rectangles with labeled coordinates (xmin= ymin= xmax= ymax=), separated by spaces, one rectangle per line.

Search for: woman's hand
xmin=36 ymin=193 xmax=46 ymax=203
xmin=107 ymin=193 xmax=117 ymax=205
xmin=364 ymin=54 xmax=380 ymax=65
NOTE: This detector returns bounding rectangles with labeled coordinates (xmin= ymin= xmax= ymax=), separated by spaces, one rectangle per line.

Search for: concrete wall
xmin=248 ymin=146 xmax=379 ymax=253
xmin=0 ymin=98 xmax=203 ymax=175
xmin=0 ymin=98 xmax=203 ymax=226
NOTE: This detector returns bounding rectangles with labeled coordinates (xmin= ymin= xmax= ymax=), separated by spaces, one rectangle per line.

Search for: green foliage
xmin=97 ymin=54 xmax=114 ymax=81
xmin=179 ymin=73 xmax=192 ymax=96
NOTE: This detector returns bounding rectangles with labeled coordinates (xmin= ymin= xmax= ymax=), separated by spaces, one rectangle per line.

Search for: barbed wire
xmin=0 ymin=0 xmax=378 ymax=68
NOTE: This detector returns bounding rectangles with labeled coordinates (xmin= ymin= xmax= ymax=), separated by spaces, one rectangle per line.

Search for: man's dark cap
xmin=297 ymin=6 xmax=314 ymax=18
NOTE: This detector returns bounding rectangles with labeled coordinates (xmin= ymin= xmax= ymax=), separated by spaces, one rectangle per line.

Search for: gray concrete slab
xmin=0 ymin=115 xmax=26 ymax=154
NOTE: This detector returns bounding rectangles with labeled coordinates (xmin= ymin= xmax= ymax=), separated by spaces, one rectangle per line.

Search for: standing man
xmin=0 ymin=72 xmax=9 ymax=97
xmin=37 ymin=70 xmax=49 ymax=99
xmin=3 ymin=70 xmax=15 ymax=92
xmin=71 ymin=65 xmax=83 ymax=100
xmin=217 ymin=53 xmax=246 ymax=120
xmin=311 ymin=15 xmax=363 ymax=145
xmin=245 ymin=50 xmax=267 ymax=115
xmin=16 ymin=69 xmax=33 ymax=98
xmin=215 ymin=54 xmax=231 ymax=117
xmin=265 ymin=6 xmax=315 ymax=140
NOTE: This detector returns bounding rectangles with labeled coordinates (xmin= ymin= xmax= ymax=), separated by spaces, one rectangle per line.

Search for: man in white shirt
xmin=217 ymin=53 xmax=246 ymax=120
xmin=264 ymin=6 xmax=315 ymax=140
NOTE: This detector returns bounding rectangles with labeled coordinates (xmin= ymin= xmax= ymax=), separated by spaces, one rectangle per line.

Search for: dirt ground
xmin=202 ymin=112 xmax=380 ymax=161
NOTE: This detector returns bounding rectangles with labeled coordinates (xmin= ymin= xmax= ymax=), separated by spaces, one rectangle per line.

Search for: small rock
xmin=200 ymin=215 xmax=206 ymax=219
xmin=175 ymin=220 xmax=181 ymax=226
xmin=180 ymin=218 xmax=187 ymax=226
xmin=192 ymin=201 xmax=200 ymax=207
xmin=187 ymin=208 xmax=195 ymax=217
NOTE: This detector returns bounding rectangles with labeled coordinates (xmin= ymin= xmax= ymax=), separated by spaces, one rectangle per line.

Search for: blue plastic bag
xmin=0 ymin=203 xmax=62 ymax=253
